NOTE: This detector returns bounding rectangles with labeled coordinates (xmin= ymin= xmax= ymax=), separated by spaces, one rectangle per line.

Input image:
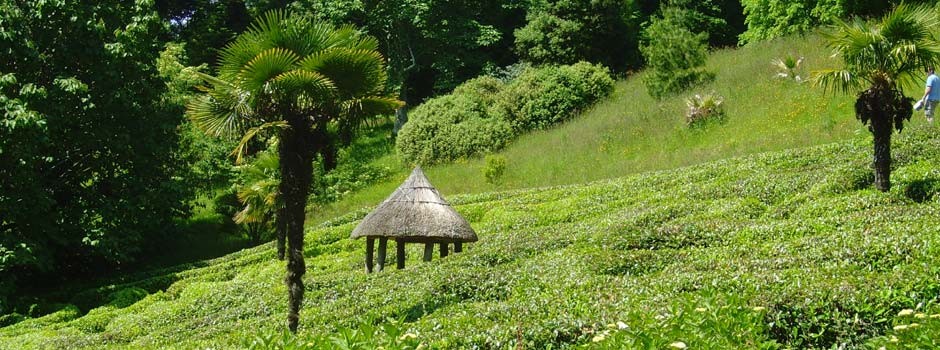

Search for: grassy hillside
xmin=4 ymin=125 xmax=940 ymax=349
xmin=307 ymin=34 xmax=866 ymax=225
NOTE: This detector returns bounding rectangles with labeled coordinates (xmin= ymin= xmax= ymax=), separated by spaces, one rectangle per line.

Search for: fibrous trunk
xmin=278 ymin=116 xmax=315 ymax=333
xmin=856 ymin=86 xmax=904 ymax=192
xmin=872 ymin=122 xmax=892 ymax=192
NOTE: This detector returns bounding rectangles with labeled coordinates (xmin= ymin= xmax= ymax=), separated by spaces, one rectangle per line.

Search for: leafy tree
xmin=187 ymin=11 xmax=400 ymax=332
xmin=364 ymin=0 xmax=525 ymax=127
xmin=662 ymin=0 xmax=745 ymax=48
xmin=738 ymin=0 xmax=921 ymax=44
xmin=157 ymin=0 xmax=254 ymax=67
xmin=157 ymin=43 xmax=239 ymax=192
xmin=813 ymin=4 xmax=940 ymax=191
xmin=641 ymin=7 xmax=715 ymax=99
xmin=0 ymin=0 xmax=184 ymax=310
xmin=514 ymin=0 xmax=642 ymax=71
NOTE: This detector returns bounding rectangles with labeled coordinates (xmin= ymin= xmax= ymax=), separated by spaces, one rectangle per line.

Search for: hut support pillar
xmin=396 ymin=240 xmax=406 ymax=269
xmin=376 ymin=237 xmax=387 ymax=272
xmin=365 ymin=237 xmax=375 ymax=273
xmin=423 ymin=243 xmax=433 ymax=262
xmin=440 ymin=243 xmax=449 ymax=258
xmin=454 ymin=242 xmax=463 ymax=253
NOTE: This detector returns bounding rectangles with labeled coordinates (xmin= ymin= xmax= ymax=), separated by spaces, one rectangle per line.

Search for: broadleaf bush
xmin=397 ymin=62 xmax=614 ymax=164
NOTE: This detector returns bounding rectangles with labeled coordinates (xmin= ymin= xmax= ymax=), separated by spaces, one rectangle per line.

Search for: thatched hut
xmin=350 ymin=167 xmax=477 ymax=272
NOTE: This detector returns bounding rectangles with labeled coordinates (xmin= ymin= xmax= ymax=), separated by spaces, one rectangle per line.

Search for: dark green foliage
xmin=514 ymin=0 xmax=642 ymax=71
xmin=157 ymin=0 xmax=253 ymax=67
xmin=0 ymin=0 xmax=187 ymax=310
xmin=365 ymin=0 xmax=526 ymax=99
xmin=641 ymin=7 xmax=715 ymax=99
xmin=662 ymin=0 xmax=746 ymax=47
xmin=396 ymin=63 xmax=614 ymax=164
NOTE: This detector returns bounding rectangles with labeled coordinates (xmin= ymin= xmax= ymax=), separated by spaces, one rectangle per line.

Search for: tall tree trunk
xmin=276 ymin=211 xmax=286 ymax=260
xmin=872 ymin=123 xmax=892 ymax=192
xmin=278 ymin=117 xmax=315 ymax=333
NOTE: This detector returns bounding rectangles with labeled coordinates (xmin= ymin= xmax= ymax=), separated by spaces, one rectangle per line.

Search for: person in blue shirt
xmin=923 ymin=67 xmax=940 ymax=123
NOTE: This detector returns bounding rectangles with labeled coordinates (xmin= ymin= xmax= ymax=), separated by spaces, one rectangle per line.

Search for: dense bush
xmin=641 ymin=7 xmax=715 ymax=99
xmin=397 ymin=63 xmax=614 ymax=164
xmin=492 ymin=62 xmax=615 ymax=132
xmin=514 ymin=0 xmax=642 ymax=71
xmin=396 ymin=93 xmax=514 ymax=165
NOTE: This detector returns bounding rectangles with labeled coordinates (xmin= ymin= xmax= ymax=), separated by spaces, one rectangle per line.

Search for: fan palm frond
xmin=300 ymin=48 xmax=388 ymax=99
xmin=239 ymin=48 xmax=301 ymax=94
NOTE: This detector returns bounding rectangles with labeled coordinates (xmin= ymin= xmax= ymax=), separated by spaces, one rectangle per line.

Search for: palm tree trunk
xmin=276 ymin=214 xmax=286 ymax=260
xmin=872 ymin=125 xmax=892 ymax=192
xmin=278 ymin=118 xmax=315 ymax=333
xmin=860 ymin=86 xmax=895 ymax=192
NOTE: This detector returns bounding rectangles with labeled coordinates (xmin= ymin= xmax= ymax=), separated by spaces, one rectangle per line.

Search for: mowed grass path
xmin=308 ymin=34 xmax=870 ymax=224
xmin=5 ymin=125 xmax=940 ymax=349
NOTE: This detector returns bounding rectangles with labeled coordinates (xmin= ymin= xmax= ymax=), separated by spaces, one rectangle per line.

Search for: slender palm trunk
xmin=276 ymin=215 xmax=286 ymax=260
xmin=278 ymin=117 xmax=315 ymax=333
xmin=872 ymin=120 xmax=892 ymax=192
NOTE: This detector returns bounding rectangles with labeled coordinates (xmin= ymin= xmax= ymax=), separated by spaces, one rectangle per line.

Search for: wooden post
xmin=366 ymin=237 xmax=375 ymax=273
xmin=454 ymin=241 xmax=463 ymax=253
xmin=423 ymin=243 xmax=434 ymax=262
xmin=396 ymin=239 xmax=406 ymax=269
xmin=440 ymin=242 xmax=449 ymax=258
xmin=376 ymin=237 xmax=387 ymax=272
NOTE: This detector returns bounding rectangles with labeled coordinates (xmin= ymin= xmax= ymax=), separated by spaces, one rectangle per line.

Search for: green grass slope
xmin=5 ymin=125 xmax=940 ymax=349
xmin=308 ymin=34 xmax=862 ymax=225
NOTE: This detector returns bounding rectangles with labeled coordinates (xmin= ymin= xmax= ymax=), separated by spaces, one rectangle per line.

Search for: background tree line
xmin=0 ymin=0 xmax=922 ymax=314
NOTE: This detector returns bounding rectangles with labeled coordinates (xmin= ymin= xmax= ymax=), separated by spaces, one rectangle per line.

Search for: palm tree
xmin=233 ymin=149 xmax=280 ymax=244
xmin=187 ymin=11 xmax=401 ymax=332
xmin=813 ymin=4 xmax=940 ymax=192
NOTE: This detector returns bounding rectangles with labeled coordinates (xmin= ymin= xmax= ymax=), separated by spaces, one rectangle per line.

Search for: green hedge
xmin=396 ymin=62 xmax=614 ymax=164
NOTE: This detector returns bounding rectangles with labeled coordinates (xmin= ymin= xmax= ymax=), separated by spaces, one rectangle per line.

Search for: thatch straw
xmin=350 ymin=167 xmax=478 ymax=243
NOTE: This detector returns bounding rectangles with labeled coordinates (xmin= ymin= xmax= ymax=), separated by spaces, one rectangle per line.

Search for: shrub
xmin=397 ymin=63 xmax=614 ymax=165
xmin=396 ymin=94 xmax=513 ymax=165
xmin=482 ymin=155 xmax=507 ymax=184
xmin=685 ymin=92 xmax=726 ymax=127
xmin=492 ymin=62 xmax=615 ymax=132
xmin=641 ymin=7 xmax=715 ymax=99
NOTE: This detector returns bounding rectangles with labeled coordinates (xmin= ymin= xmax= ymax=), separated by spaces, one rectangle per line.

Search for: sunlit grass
xmin=308 ymin=34 xmax=883 ymax=225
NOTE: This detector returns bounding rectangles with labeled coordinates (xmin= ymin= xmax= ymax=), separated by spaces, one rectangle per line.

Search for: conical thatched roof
xmin=350 ymin=167 xmax=478 ymax=243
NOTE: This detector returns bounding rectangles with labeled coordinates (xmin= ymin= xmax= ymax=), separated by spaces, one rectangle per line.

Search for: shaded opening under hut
xmin=350 ymin=167 xmax=478 ymax=272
